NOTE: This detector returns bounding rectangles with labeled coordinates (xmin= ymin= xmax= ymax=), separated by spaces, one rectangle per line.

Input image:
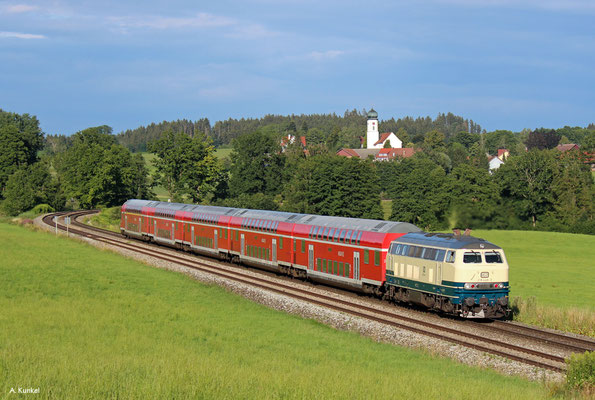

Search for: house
xmin=281 ymin=134 xmax=307 ymax=154
xmin=375 ymin=147 xmax=417 ymax=161
xmin=497 ymin=148 xmax=509 ymax=161
xmin=488 ymin=155 xmax=504 ymax=172
xmin=556 ymin=143 xmax=580 ymax=152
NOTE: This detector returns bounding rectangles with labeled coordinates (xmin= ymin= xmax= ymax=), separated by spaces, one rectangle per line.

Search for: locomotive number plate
xmin=481 ymin=272 xmax=489 ymax=278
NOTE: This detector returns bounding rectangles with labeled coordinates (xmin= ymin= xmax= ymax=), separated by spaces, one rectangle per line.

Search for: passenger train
xmin=120 ymin=199 xmax=510 ymax=319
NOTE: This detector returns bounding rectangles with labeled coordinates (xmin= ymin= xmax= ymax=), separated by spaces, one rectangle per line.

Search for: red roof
xmin=497 ymin=149 xmax=509 ymax=158
xmin=556 ymin=143 xmax=580 ymax=152
xmin=336 ymin=148 xmax=360 ymax=158
xmin=374 ymin=132 xmax=393 ymax=146
xmin=375 ymin=147 xmax=416 ymax=160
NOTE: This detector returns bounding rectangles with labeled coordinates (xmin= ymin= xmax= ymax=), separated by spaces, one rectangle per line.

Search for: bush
xmin=566 ymin=351 xmax=595 ymax=390
xmin=31 ymin=204 xmax=55 ymax=214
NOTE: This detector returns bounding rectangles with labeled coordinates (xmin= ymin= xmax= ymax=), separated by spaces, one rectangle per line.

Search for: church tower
xmin=366 ymin=109 xmax=379 ymax=149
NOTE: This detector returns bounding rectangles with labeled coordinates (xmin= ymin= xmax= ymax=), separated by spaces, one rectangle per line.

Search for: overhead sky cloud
xmin=0 ymin=31 xmax=45 ymax=39
xmin=108 ymin=12 xmax=235 ymax=30
xmin=3 ymin=4 xmax=38 ymax=13
xmin=0 ymin=0 xmax=592 ymax=134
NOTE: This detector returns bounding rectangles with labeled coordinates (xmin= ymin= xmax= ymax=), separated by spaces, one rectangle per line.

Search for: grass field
xmin=472 ymin=230 xmax=595 ymax=335
xmin=0 ymin=223 xmax=549 ymax=399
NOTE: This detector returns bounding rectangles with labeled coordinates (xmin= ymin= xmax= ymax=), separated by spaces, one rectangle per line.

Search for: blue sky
xmin=1 ymin=0 xmax=593 ymax=135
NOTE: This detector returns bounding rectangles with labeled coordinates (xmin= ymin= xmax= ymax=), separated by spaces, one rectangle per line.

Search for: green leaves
xmin=148 ymin=130 xmax=221 ymax=203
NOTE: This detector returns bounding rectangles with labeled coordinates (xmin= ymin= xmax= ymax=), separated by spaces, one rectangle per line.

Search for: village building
xmin=337 ymin=109 xmax=415 ymax=161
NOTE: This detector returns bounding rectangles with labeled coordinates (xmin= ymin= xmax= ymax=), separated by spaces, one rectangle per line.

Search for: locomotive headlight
xmin=464 ymin=283 xmax=472 ymax=289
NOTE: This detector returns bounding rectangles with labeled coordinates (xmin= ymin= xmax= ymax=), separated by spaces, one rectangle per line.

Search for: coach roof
xmin=123 ymin=199 xmax=421 ymax=234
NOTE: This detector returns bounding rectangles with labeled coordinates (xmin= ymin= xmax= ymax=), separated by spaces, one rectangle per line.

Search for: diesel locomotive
xmin=120 ymin=199 xmax=510 ymax=318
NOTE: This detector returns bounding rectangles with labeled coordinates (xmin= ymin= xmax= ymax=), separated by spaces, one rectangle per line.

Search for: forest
xmin=2 ymin=108 xmax=594 ymax=234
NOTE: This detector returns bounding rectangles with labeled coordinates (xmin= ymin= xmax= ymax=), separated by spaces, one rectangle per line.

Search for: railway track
xmin=43 ymin=211 xmax=594 ymax=374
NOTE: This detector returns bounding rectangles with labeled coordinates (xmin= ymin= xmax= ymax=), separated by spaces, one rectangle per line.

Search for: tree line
xmin=108 ymin=110 xmax=484 ymax=151
xmin=2 ymin=108 xmax=594 ymax=234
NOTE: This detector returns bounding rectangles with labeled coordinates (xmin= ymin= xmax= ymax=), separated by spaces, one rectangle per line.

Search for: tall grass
xmin=0 ymin=223 xmax=549 ymax=399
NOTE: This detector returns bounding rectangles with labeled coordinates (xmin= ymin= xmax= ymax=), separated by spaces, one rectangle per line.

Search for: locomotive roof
xmin=123 ymin=199 xmax=421 ymax=234
xmin=395 ymin=232 xmax=501 ymax=250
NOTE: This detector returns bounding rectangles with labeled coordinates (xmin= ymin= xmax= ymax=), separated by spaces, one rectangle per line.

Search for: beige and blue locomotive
xmin=384 ymin=232 xmax=510 ymax=318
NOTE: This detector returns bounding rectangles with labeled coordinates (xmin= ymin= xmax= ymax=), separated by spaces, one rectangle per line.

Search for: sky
xmin=0 ymin=0 xmax=594 ymax=135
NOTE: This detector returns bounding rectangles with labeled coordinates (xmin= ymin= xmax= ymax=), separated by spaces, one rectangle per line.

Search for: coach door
xmin=308 ymin=244 xmax=314 ymax=269
xmin=272 ymin=239 xmax=277 ymax=263
xmin=354 ymin=252 xmax=360 ymax=281
xmin=241 ymin=234 xmax=245 ymax=256
xmin=214 ymin=229 xmax=218 ymax=249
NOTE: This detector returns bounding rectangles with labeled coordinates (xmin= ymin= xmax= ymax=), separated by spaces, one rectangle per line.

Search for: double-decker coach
xmin=121 ymin=199 xmax=421 ymax=294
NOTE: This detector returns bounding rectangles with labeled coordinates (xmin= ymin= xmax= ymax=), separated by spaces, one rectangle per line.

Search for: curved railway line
xmin=41 ymin=210 xmax=595 ymax=375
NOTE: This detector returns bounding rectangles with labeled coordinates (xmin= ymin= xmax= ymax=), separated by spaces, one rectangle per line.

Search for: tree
xmin=546 ymin=152 xmax=594 ymax=233
xmin=56 ymin=126 xmax=152 ymax=209
xmin=447 ymin=142 xmax=469 ymax=169
xmin=0 ymin=110 xmax=44 ymax=197
xmin=495 ymin=150 xmax=556 ymax=227
xmin=282 ymin=156 xmax=383 ymax=219
xmin=525 ymin=128 xmax=561 ymax=150
xmin=228 ymin=130 xmax=285 ymax=198
xmin=395 ymin=128 xmax=410 ymax=146
xmin=451 ymin=131 xmax=480 ymax=149
xmin=383 ymin=140 xmax=392 ymax=148
xmin=149 ymin=130 xmax=220 ymax=203
xmin=483 ymin=130 xmax=520 ymax=155
xmin=1 ymin=162 xmax=62 ymax=215
xmin=387 ymin=156 xmax=451 ymax=230
xmin=447 ymin=164 xmax=500 ymax=229
xmin=423 ymin=130 xmax=446 ymax=152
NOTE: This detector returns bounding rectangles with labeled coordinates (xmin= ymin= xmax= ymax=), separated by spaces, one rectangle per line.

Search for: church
xmin=337 ymin=109 xmax=416 ymax=161
xmin=364 ymin=109 xmax=402 ymax=149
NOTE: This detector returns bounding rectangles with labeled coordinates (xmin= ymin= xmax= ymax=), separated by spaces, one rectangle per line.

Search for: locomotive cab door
xmin=354 ymin=252 xmax=360 ymax=281
xmin=308 ymin=244 xmax=314 ymax=269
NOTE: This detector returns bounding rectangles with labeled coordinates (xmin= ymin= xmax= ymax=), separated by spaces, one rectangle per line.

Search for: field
xmin=0 ymin=223 xmax=549 ymax=399
xmin=473 ymin=230 xmax=594 ymax=335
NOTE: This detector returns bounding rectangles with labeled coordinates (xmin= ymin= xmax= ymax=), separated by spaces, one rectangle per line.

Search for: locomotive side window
xmin=463 ymin=252 xmax=482 ymax=263
xmin=436 ymin=249 xmax=446 ymax=261
xmin=445 ymin=250 xmax=455 ymax=263
xmin=485 ymin=251 xmax=503 ymax=263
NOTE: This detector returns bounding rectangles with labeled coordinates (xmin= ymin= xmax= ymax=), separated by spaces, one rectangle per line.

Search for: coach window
xmin=301 ymin=240 xmax=306 ymax=253
xmin=356 ymin=231 xmax=363 ymax=245
xmin=339 ymin=230 xmax=346 ymax=242
xmin=323 ymin=259 xmax=327 ymax=273
xmin=364 ymin=250 xmax=369 ymax=264
xmin=309 ymin=226 xmax=314 ymax=238
xmin=317 ymin=259 xmax=321 ymax=271
xmin=279 ymin=237 xmax=283 ymax=249
xmin=374 ymin=251 xmax=380 ymax=266
xmin=328 ymin=228 xmax=335 ymax=241
xmin=312 ymin=226 xmax=319 ymax=239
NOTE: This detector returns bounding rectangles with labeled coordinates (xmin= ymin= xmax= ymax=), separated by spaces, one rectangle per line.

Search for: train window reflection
xmin=463 ymin=252 xmax=482 ymax=263
xmin=485 ymin=251 xmax=503 ymax=263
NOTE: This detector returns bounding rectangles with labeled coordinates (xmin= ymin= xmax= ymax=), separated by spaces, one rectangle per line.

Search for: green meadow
xmin=473 ymin=230 xmax=595 ymax=335
xmin=0 ymin=223 xmax=549 ymax=399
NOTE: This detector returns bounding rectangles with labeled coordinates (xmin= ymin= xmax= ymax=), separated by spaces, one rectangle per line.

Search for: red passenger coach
xmin=121 ymin=199 xmax=421 ymax=294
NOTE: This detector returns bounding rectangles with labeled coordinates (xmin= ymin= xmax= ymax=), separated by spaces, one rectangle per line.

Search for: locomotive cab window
xmin=463 ymin=251 xmax=482 ymax=263
xmin=485 ymin=251 xmax=503 ymax=263
xmin=445 ymin=250 xmax=456 ymax=263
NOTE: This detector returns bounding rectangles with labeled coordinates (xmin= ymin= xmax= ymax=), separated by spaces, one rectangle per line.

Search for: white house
xmin=366 ymin=109 xmax=402 ymax=149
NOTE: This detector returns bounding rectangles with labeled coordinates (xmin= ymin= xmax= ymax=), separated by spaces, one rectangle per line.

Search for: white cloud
xmin=108 ymin=13 xmax=235 ymax=30
xmin=0 ymin=31 xmax=46 ymax=39
xmin=4 ymin=4 xmax=38 ymax=13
